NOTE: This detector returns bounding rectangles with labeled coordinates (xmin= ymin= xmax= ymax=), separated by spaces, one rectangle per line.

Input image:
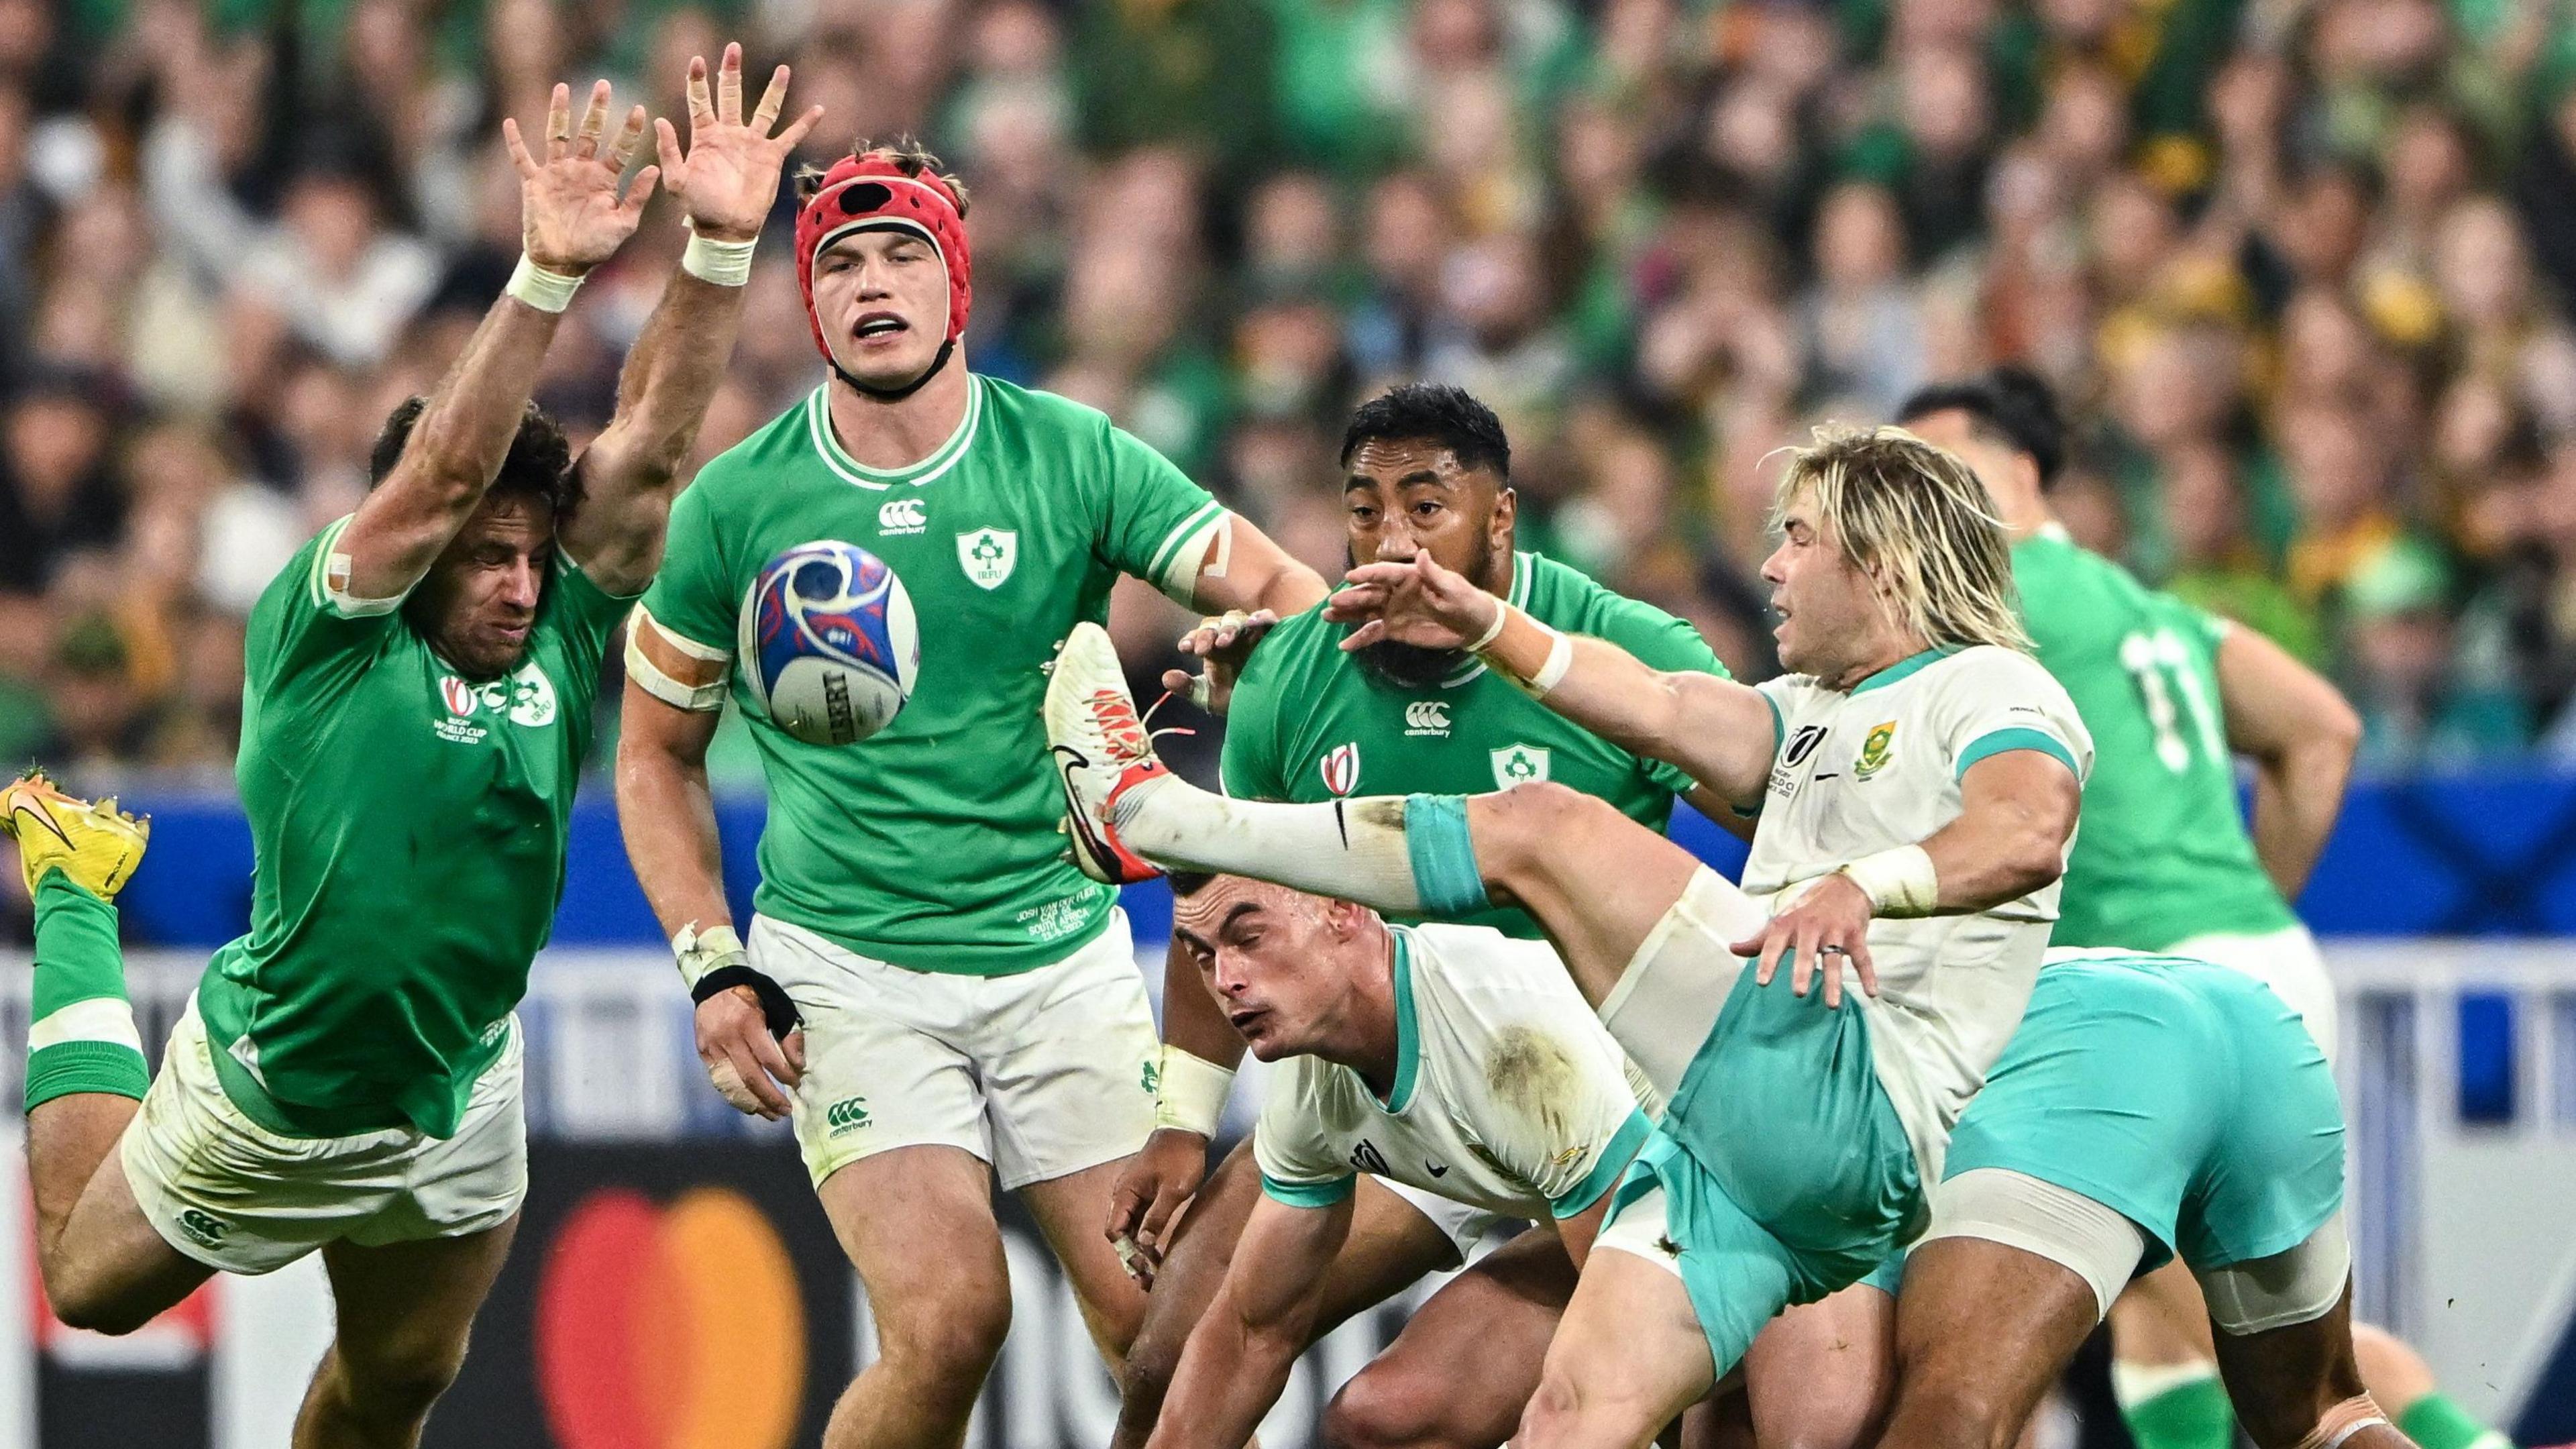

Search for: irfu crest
xmin=957 ymin=528 xmax=1018 ymax=590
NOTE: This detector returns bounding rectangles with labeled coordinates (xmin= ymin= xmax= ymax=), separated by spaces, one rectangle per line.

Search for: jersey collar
xmin=1849 ymin=644 xmax=1961 ymax=695
xmin=1438 ymin=551 xmax=1538 ymax=689
xmin=806 ymin=373 xmax=985 ymax=491
xmin=1373 ymin=927 xmax=1421 ymax=1113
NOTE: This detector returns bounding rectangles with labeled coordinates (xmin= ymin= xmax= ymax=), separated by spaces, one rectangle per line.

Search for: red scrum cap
xmin=794 ymin=153 xmax=973 ymax=376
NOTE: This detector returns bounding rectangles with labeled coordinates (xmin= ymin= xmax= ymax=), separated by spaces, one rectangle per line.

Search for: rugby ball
xmin=739 ymin=541 xmax=920 ymax=745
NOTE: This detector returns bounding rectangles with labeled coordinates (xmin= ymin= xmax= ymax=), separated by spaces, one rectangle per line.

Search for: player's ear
xmin=1489 ymin=484 xmax=1516 ymax=548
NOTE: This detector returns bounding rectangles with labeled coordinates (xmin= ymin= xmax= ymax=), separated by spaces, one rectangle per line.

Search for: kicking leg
xmin=1047 ymin=625 xmax=1743 ymax=1000
xmin=1325 ymin=1226 xmax=1578 ymax=1449
xmin=2199 ymin=1220 xmax=2417 ymax=1449
xmin=817 ymin=1145 xmax=1016 ymax=1449
xmin=292 ymin=1219 xmax=518 ymax=1449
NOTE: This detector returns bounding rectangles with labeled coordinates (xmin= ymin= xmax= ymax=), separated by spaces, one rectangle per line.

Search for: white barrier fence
xmin=0 ymin=942 xmax=2569 ymax=1444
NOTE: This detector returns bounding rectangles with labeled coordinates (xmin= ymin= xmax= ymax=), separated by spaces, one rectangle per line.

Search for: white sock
xmin=2111 ymin=1358 xmax=2224 ymax=1407
xmin=1113 ymin=775 xmax=1428 ymax=913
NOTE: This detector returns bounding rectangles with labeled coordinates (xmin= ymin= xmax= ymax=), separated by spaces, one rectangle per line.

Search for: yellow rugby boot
xmin=1 ymin=771 xmax=149 ymax=899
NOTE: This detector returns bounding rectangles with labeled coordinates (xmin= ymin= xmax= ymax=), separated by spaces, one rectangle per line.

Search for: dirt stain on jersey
xmin=1488 ymin=1024 xmax=1579 ymax=1144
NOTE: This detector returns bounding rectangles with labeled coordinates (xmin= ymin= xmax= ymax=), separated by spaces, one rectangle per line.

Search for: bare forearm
xmin=566 ymin=270 xmax=749 ymax=588
xmin=610 ymin=269 xmax=747 ymax=480
xmin=1917 ymin=757 xmax=2080 ymax=912
xmin=1483 ymin=609 xmax=1771 ymax=804
xmin=616 ymin=692 xmax=732 ymax=936
xmin=347 ymin=297 xmax=566 ymax=596
xmin=2249 ymin=745 xmax=2350 ymax=899
xmin=1145 ymin=1306 xmax=1311 ymax=1449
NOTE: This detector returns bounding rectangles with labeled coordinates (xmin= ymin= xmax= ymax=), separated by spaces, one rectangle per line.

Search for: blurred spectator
xmin=11 ymin=0 xmax=2576 ymax=778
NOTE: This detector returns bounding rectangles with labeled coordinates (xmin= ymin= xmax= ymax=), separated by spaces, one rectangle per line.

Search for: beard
xmin=1347 ymin=533 xmax=1499 ymax=690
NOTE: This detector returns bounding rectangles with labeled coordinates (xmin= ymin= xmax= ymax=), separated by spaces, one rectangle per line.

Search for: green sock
xmin=23 ymin=871 xmax=147 ymax=1112
xmin=2115 ymin=1368 xmax=2235 ymax=1449
xmin=2399 ymin=1392 xmax=2513 ymax=1449
xmin=1403 ymin=794 xmax=1490 ymax=915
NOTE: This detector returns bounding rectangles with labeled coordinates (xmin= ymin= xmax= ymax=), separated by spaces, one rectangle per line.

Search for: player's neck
xmin=1821 ymin=630 xmax=1933 ymax=693
xmin=1998 ymin=494 xmax=2052 ymax=539
xmin=824 ymin=361 xmax=973 ymax=472
xmin=1331 ymin=926 xmax=1404 ymax=1102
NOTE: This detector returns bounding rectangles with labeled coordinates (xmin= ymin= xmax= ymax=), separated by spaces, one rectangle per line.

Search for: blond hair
xmin=1769 ymin=424 xmax=2031 ymax=654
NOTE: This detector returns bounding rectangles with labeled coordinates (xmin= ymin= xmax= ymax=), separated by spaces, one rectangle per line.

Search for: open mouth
xmin=852 ymin=312 xmax=909 ymax=341
xmin=1228 ymin=1007 xmax=1267 ymax=1034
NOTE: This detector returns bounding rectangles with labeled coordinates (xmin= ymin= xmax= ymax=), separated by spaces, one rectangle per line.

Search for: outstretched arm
xmin=562 ymin=44 xmax=822 ymax=595
xmin=1145 ymin=1194 xmax=1352 ymax=1449
xmin=1162 ymin=520 xmax=1328 ymax=712
xmin=1332 ymin=553 xmax=1777 ymax=805
xmin=340 ymin=81 xmax=655 ymax=604
xmin=2215 ymin=623 xmax=2359 ymax=899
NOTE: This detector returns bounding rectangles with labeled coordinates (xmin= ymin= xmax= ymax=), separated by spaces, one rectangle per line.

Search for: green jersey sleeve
xmin=248 ymin=516 xmax=405 ymax=694
xmin=637 ymin=478 xmax=739 ymax=658
xmin=1093 ymin=423 xmax=1226 ymax=604
xmin=544 ymin=551 xmax=642 ymax=683
xmin=1591 ymin=596 xmax=1731 ymax=796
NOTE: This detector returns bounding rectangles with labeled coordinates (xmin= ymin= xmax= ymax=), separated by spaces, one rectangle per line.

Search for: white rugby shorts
xmin=751 ymin=910 xmax=1161 ymax=1191
xmin=121 ymin=996 xmax=526 ymax=1275
xmin=2167 ymin=923 xmax=2337 ymax=1062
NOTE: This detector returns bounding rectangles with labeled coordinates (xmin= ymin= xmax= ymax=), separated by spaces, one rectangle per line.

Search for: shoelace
xmin=1138 ymin=690 xmax=1198 ymax=750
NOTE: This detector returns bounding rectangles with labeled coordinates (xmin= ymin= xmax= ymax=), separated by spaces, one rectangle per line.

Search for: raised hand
xmin=1328 ymin=553 xmax=1502 ymax=655
xmin=1163 ymin=608 xmax=1280 ymax=714
xmin=502 ymin=79 xmax=659 ymax=275
xmin=656 ymin=42 xmax=826 ymax=243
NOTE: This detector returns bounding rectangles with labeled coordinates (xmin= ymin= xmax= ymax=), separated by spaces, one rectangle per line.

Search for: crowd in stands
xmin=7 ymin=0 xmax=2576 ymax=786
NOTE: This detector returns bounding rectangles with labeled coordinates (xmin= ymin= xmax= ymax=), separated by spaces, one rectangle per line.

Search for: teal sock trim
xmin=32 ymin=872 xmax=127 ymax=1020
xmin=25 ymin=1040 xmax=148 ymax=1112
xmin=1403 ymin=794 xmax=1489 ymax=914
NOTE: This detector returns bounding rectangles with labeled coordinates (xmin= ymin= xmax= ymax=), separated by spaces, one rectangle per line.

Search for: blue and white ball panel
xmin=737 ymin=540 xmax=920 ymax=745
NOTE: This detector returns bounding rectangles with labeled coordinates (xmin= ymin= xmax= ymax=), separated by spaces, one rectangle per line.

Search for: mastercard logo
xmin=535 ymin=1187 xmax=806 ymax=1449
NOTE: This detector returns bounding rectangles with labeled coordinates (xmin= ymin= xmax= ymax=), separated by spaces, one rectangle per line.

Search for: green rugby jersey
xmin=198 ymin=515 xmax=631 ymax=1138
xmin=1223 ymin=550 xmax=1726 ymax=937
xmin=641 ymin=375 xmax=1228 ymax=975
xmin=2013 ymin=527 xmax=2296 ymax=950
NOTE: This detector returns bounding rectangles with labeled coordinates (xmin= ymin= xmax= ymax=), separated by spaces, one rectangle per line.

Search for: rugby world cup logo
xmin=1320 ymin=742 xmax=1360 ymax=796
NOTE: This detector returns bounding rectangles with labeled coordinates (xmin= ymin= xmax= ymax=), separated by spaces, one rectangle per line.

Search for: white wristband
xmin=682 ymin=229 xmax=757 ymax=286
xmin=1464 ymin=601 xmax=1509 ymax=653
xmin=672 ymin=921 xmax=747 ymax=989
xmin=505 ymin=253 xmax=584 ymax=313
xmin=1526 ymin=627 xmax=1576 ymax=698
xmin=1152 ymin=1046 xmax=1237 ymax=1136
xmin=1836 ymin=845 xmax=1940 ymax=918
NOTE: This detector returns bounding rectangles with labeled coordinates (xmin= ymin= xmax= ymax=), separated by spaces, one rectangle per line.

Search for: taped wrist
xmin=675 ymin=922 xmax=800 ymax=1039
xmin=1836 ymin=844 xmax=1939 ymax=918
xmin=1153 ymin=1046 xmax=1236 ymax=1136
xmin=506 ymin=254 xmax=584 ymax=313
xmin=682 ymin=228 xmax=758 ymax=286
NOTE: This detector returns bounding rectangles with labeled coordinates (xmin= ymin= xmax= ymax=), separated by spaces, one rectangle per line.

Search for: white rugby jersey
xmin=1254 ymin=924 xmax=1655 ymax=1223
xmin=1748 ymin=644 xmax=2092 ymax=1180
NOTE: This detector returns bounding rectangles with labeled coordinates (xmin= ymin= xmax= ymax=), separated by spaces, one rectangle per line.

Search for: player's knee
xmin=1513 ymin=1368 xmax=1587 ymax=1449
xmin=1114 ymin=1315 xmax=1187 ymax=1417
xmin=335 ymin=1335 xmax=471 ymax=1421
xmin=1477 ymin=782 xmax=1603 ymax=863
xmin=1322 ymin=1362 xmax=1445 ymax=1449
xmin=876 ymin=1278 xmax=1012 ymax=1385
xmin=47 ymin=1283 xmax=158 ymax=1338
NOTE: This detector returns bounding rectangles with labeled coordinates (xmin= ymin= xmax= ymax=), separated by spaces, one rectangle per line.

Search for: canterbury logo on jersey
xmin=825 ymin=1097 xmax=871 ymax=1135
xmin=1403 ymin=700 xmax=1450 ymax=737
xmin=878 ymin=498 xmax=927 ymax=535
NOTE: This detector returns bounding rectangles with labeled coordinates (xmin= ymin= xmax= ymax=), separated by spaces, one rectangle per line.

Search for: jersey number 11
xmin=2118 ymin=627 xmax=2224 ymax=773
